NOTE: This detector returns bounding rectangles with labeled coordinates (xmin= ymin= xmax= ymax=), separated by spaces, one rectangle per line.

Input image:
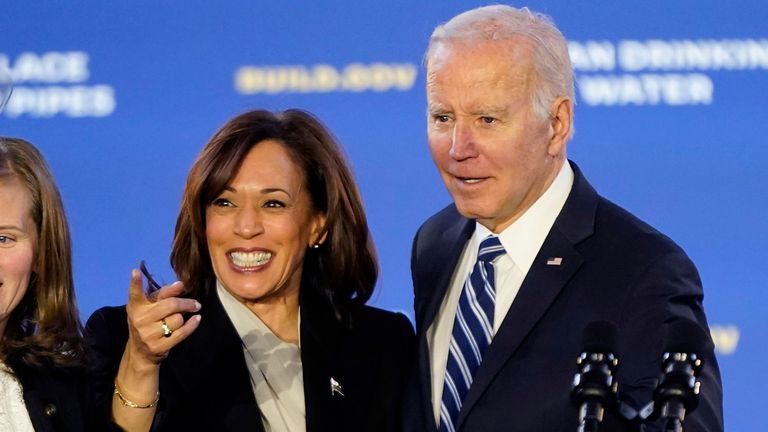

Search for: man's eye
xmin=481 ymin=116 xmax=496 ymax=124
xmin=434 ymin=115 xmax=451 ymax=123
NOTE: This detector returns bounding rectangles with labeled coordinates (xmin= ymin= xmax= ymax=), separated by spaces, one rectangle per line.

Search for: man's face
xmin=426 ymin=38 xmax=565 ymax=233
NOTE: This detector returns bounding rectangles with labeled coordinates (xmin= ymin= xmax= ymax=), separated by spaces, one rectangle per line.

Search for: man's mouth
xmin=456 ymin=176 xmax=487 ymax=184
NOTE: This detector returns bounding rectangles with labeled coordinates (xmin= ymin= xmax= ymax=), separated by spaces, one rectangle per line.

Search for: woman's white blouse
xmin=0 ymin=360 xmax=35 ymax=432
xmin=217 ymin=282 xmax=306 ymax=432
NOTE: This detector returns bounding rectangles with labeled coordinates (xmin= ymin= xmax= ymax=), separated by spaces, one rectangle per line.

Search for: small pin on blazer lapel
xmin=330 ymin=377 xmax=345 ymax=397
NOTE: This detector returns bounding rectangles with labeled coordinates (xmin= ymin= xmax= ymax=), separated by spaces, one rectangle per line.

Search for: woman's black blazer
xmin=7 ymin=354 xmax=101 ymax=432
xmin=85 ymin=286 xmax=416 ymax=432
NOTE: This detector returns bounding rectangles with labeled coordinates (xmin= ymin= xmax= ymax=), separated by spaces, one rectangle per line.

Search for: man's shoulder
xmin=415 ymin=203 xmax=465 ymax=241
xmin=567 ymin=162 xmax=687 ymax=257
xmin=593 ymin=195 xmax=686 ymax=256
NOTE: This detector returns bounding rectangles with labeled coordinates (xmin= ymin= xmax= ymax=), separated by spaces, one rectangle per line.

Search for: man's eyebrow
xmin=471 ymin=105 xmax=509 ymax=116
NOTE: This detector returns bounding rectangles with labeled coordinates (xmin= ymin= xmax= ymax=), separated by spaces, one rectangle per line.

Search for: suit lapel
xmin=456 ymin=229 xmax=583 ymax=426
xmin=167 ymin=286 xmax=350 ymax=431
xmin=413 ymin=209 xmax=474 ymax=431
xmin=299 ymin=290 xmax=346 ymax=432
xmin=416 ymin=215 xmax=474 ymax=335
xmin=456 ymin=161 xmax=598 ymax=428
xmin=165 ymin=287 xmax=263 ymax=431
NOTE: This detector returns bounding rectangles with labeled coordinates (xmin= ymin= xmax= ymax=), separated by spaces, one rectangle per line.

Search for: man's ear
xmin=547 ymin=96 xmax=573 ymax=156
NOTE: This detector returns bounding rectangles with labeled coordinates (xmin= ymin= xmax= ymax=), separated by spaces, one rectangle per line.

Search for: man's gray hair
xmin=426 ymin=5 xmax=574 ymax=121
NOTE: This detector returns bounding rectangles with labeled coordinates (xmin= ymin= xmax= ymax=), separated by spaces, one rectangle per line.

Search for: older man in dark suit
xmin=408 ymin=5 xmax=723 ymax=432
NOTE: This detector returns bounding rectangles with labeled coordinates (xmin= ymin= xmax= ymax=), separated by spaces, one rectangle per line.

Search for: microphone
xmin=653 ymin=319 xmax=708 ymax=432
xmin=571 ymin=320 xmax=619 ymax=432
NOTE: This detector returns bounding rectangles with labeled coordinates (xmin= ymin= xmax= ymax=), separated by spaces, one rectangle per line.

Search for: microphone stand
xmin=571 ymin=321 xmax=620 ymax=432
xmin=572 ymin=351 xmax=619 ymax=432
xmin=652 ymin=319 xmax=707 ymax=432
xmin=655 ymin=351 xmax=702 ymax=432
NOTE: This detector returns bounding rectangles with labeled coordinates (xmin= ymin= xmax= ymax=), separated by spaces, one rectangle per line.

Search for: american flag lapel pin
xmin=330 ymin=377 xmax=344 ymax=397
xmin=546 ymin=257 xmax=563 ymax=266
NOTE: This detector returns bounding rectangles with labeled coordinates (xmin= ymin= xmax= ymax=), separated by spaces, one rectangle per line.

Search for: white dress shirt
xmin=428 ymin=162 xmax=574 ymax=423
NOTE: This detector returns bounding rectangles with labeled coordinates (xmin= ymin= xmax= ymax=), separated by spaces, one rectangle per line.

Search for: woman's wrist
xmin=121 ymin=342 xmax=162 ymax=375
xmin=114 ymin=379 xmax=159 ymax=408
xmin=115 ymin=346 xmax=161 ymax=405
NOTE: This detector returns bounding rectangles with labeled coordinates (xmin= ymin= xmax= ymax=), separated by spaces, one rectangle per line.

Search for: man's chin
xmin=453 ymin=204 xmax=514 ymax=233
xmin=453 ymin=202 xmax=489 ymax=221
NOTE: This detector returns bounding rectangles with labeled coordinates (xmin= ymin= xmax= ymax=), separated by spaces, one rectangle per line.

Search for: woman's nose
xmin=233 ymin=207 xmax=264 ymax=238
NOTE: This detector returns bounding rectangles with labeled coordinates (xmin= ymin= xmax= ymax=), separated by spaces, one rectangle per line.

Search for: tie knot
xmin=478 ymin=236 xmax=505 ymax=263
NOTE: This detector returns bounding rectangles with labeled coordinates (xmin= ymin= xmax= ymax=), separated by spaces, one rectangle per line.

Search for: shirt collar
xmin=474 ymin=161 xmax=574 ymax=273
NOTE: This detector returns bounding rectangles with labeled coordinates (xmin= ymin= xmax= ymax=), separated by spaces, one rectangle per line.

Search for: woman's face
xmin=0 ymin=176 xmax=37 ymax=338
xmin=205 ymin=139 xmax=325 ymax=309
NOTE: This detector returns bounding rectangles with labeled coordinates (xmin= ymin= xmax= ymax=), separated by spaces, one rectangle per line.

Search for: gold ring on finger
xmin=161 ymin=319 xmax=173 ymax=338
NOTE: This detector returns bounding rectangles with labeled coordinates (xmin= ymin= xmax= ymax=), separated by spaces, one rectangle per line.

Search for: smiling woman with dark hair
xmin=86 ymin=109 xmax=415 ymax=432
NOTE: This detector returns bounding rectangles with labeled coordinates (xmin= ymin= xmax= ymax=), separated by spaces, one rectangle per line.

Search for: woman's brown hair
xmin=0 ymin=137 xmax=84 ymax=367
xmin=171 ymin=109 xmax=377 ymax=320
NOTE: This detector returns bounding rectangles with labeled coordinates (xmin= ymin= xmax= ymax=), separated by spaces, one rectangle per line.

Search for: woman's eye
xmin=212 ymin=198 xmax=234 ymax=207
xmin=0 ymin=235 xmax=14 ymax=245
xmin=264 ymin=200 xmax=286 ymax=208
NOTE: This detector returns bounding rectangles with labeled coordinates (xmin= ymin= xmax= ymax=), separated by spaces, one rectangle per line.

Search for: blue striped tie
xmin=439 ymin=235 xmax=506 ymax=432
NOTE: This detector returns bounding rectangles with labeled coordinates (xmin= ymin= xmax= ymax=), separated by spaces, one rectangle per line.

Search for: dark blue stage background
xmin=3 ymin=1 xmax=766 ymax=428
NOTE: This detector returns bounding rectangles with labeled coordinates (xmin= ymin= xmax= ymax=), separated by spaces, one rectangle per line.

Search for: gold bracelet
xmin=113 ymin=380 xmax=159 ymax=409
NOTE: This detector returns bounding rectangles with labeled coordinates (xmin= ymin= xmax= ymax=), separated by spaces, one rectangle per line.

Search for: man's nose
xmin=449 ymin=121 xmax=478 ymax=161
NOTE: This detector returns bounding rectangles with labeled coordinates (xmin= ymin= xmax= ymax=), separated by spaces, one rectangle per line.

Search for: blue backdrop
xmin=3 ymin=1 xmax=766 ymax=428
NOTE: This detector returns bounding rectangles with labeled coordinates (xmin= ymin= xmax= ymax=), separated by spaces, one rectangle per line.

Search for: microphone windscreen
xmin=663 ymin=319 xmax=710 ymax=354
xmin=581 ymin=320 xmax=618 ymax=354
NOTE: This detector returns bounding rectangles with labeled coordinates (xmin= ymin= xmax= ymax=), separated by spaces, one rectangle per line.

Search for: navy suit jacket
xmin=86 ymin=285 xmax=415 ymax=432
xmin=408 ymin=162 xmax=723 ymax=431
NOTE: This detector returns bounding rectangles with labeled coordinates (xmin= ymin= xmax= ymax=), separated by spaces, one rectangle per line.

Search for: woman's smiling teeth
xmin=228 ymin=251 xmax=272 ymax=269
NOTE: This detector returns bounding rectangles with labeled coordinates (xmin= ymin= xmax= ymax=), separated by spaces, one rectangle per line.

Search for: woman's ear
xmin=309 ymin=212 xmax=328 ymax=247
